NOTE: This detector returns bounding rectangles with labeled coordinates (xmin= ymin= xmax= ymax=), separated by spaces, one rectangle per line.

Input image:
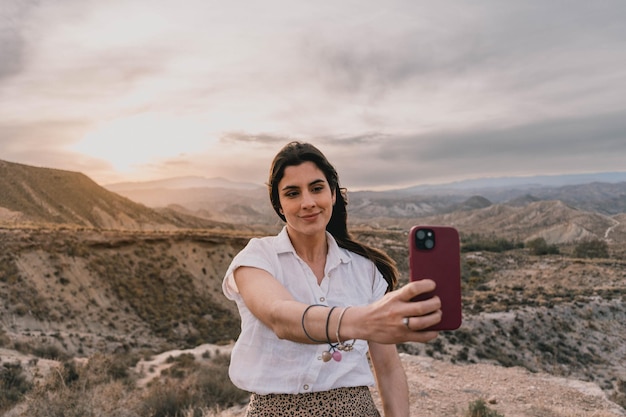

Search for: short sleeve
xmin=371 ymin=265 xmax=389 ymax=301
xmin=222 ymin=237 xmax=277 ymax=301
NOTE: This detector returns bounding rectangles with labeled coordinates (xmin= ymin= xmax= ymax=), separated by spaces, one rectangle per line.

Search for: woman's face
xmin=277 ymin=161 xmax=336 ymax=238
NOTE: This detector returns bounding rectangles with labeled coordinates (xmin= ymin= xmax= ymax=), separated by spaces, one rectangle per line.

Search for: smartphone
xmin=409 ymin=225 xmax=462 ymax=330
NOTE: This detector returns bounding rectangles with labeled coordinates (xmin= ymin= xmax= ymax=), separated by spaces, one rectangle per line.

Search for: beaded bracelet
xmin=335 ymin=306 xmax=355 ymax=352
xmin=302 ymin=304 xmax=351 ymax=363
xmin=322 ymin=306 xmax=342 ymax=362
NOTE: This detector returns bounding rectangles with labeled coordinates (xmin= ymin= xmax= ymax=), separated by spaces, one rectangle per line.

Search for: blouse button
xmin=319 ymin=297 xmax=326 ymax=302
xmin=303 ymin=384 xmax=310 ymax=390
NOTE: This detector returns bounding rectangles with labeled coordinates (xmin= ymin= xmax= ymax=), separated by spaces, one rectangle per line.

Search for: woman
xmin=222 ymin=141 xmax=442 ymax=417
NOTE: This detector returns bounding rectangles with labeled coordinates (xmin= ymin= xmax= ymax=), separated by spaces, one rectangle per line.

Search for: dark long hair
xmin=268 ymin=141 xmax=398 ymax=292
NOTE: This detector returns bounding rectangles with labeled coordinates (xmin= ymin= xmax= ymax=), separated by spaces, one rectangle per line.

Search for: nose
xmin=301 ymin=190 xmax=316 ymax=208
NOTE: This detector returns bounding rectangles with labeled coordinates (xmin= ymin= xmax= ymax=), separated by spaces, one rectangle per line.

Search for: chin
xmin=289 ymin=222 xmax=326 ymax=236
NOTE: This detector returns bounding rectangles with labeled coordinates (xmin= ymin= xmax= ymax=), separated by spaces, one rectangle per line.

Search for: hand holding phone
xmin=409 ymin=225 xmax=462 ymax=330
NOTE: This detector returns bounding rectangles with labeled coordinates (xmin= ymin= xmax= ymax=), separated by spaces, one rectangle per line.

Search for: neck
xmin=287 ymin=228 xmax=328 ymax=263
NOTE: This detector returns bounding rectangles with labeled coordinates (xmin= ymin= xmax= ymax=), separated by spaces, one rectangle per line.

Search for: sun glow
xmin=73 ymin=114 xmax=215 ymax=173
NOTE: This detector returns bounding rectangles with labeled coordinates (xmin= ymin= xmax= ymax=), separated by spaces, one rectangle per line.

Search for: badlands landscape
xmin=0 ymin=159 xmax=625 ymax=416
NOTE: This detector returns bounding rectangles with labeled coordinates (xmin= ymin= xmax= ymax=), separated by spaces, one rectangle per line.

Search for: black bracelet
xmin=325 ymin=306 xmax=338 ymax=345
xmin=301 ymin=304 xmax=327 ymax=343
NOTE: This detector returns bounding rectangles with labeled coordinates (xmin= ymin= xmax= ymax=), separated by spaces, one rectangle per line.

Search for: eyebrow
xmin=280 ymin=178 xmax=326 ymax=191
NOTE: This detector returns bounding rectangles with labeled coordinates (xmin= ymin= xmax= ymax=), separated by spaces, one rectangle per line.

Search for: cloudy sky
xmin=1 ymin=0 xmax=625 ymax=190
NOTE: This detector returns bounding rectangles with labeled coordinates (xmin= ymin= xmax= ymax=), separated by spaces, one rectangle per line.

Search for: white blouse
xmin=222 ymin=227 xmax=388 ymax=395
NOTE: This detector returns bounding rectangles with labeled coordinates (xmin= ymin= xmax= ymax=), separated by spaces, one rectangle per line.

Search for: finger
xmin=403 ymin=295 xmax=441 ymax=319
xmin=400 ymin=279 xmax=436 ymax=301
xmin=404 ymin=309 xmax=442 ymax=331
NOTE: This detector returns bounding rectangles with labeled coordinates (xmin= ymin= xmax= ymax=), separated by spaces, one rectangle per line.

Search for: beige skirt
xmin=245 ymin=386 xmax=381 ymax=417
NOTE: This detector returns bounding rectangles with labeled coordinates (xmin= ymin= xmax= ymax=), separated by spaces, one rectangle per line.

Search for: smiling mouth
xmin=301 ymin=212 xmax=321 ymax=220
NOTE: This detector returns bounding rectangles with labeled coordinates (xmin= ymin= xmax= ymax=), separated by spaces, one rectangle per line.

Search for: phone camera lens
xmin=415 ymin=228 xmax=436 ymax=250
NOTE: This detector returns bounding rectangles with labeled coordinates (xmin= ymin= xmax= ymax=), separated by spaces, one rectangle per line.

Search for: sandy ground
xmin=3 ymin=344 xmax=624 ymax=417
xmin=393 ymin=354 xmax=625 ymax=417
xmin=211 ymin=352 xmax=626 ymax=417
xmin=134 ymin=343 xmax=234 ymax=387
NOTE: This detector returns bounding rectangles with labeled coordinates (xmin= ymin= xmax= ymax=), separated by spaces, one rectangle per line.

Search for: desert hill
xmin=0 ymin=159 xmax=248 ymax=231
xmin=344 ymin=181 xmax=626 ymax=220
xmin=355 ymin=200 xmax=626 ymax=246
xmin=0 ymin=228 xmax=248 ymax=353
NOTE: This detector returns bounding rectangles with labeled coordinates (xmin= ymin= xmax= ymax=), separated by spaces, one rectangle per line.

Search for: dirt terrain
xmin=395 ymin=354 xmax=625 ymax=417
xmin=134 ymin=344 xmax=626 ymax=417
xmin=126 ymin=341 xmax=626 ymax=416
xmin=218 ymin=350 xmax=626 ymax=417
xmin=1 ymin=227 xmax=625 ymax=416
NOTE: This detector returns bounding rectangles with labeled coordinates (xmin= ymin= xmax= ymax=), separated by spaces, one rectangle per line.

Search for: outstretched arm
xmin=234 ymin=266 xmax=442 ymax=344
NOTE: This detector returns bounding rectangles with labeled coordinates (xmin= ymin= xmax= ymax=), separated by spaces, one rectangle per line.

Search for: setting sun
xmin=72 ymin=113 xmax=215 ymax=172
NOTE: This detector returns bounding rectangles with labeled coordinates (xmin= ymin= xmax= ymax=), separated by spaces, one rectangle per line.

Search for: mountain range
xmin=105 ymin=172 xmax=626 ymax=244
xmin=1 ymin=158 xmax=626 ymax=244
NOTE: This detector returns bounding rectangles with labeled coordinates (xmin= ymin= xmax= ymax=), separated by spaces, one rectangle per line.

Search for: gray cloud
xmin=400 ymin=111 xmax=626 ymax=161
xmin=1 ymin=1 xmax=626 ymax=189
xmin=299 ymin=0 xmax=626 ymax=115
xmin=189 ymin=107 xmax=626 ymax=190
xmin=220 ymin=132 xmax=296 ymax=146
xmin=330 ymin=109 xmax=626 ymax=189
xmin=0 ymin=1 xmax=37 ymax=79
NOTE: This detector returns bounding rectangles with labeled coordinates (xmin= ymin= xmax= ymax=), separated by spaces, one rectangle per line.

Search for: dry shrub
xmin=0 ymin=326 xmax=11 ymax=347
xmin=466 ymin=399 xmax=504 ymax=417
xmin=19 ymin=354 xmax=141 ymax=417
xmin=140 ymin=378 xmax=194 ymax=417
xmin=23 ymin=379 xmax=141 ymax=417
xmin=0 ymin=362 xmax=32 ymax=412
xmin=17 ymin=350 xmax=247 ymax=417
xmin=141 ymin=353 xmax=248 ymax=417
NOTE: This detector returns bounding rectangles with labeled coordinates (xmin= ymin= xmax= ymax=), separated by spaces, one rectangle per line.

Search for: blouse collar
xmin=275 ymin=226 xmax=352 ymax=271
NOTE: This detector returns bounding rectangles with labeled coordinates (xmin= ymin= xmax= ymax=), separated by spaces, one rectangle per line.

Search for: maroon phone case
xmin=409 ymin=225 xmax=462 ymax=330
